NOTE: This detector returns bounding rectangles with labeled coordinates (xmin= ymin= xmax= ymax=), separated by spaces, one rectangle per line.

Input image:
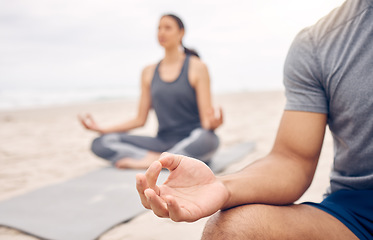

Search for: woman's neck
xmin=163 ymin=46 xmax=184 ymax=63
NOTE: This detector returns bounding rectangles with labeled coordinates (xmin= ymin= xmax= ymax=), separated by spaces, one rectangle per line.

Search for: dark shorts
xmin=303 ymin=190 xmax=373 ymax=240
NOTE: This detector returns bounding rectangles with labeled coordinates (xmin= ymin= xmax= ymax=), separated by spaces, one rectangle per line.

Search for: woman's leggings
xmin=91 ymin=128 xmax=219 ymax=164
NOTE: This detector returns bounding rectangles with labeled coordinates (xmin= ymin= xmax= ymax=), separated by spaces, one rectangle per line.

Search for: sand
xmin=0 ymin=91 xmax=333 ymax=240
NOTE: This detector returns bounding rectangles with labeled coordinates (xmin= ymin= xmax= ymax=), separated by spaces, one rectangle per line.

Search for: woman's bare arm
xmin=189 ymin=56 xmax=223 ymax=130
xmin=79 ymin=65 xmax=155 ymax=134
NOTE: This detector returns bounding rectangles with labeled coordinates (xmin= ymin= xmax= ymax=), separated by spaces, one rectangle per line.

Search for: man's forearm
xmin=220 ymin=153 xmax=317 ymax=210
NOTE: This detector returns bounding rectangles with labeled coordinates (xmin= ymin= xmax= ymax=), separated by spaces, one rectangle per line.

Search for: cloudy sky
xmin=0 ymin=0 xmax=345 ymax=95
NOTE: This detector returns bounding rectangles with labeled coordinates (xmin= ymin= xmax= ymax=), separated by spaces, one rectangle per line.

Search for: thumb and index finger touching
xmin=140 ymin=152 xmax=182 ymax=191
xmin=136 ymin=153 xmax=182 ymax=214
xmin=136 ymin=152 xmax=183 ymax=198
xmin=139 ymin=153 xmax=211 ymax=222
xmin=78 ymin=113 xmax=94 ymax=128
xmin=207 ymin=106 xmax=224 ymax=130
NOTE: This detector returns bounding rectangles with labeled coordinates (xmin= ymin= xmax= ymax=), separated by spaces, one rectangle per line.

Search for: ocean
xmin=0 ymin=0 xmax=344 ymax=110
xmin=0 ymin=77 xmax=284 ymax=110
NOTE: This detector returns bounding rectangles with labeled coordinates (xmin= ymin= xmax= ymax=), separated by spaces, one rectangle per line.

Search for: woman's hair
xmin=162 ymin=14 xmax=200 ymax=58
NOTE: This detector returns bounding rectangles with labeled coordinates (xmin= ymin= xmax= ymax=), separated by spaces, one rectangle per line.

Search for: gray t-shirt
xmin=284 ymin=0 xmax=373 ymax=195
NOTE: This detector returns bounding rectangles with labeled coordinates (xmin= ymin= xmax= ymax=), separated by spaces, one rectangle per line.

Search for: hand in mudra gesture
xmin=78 ymin=113 xmax=102 ymax=133
xmin=204 ymin=107 xmax=224 ymax=130
xmin=136 ymin=153 xmax=229 ymax=222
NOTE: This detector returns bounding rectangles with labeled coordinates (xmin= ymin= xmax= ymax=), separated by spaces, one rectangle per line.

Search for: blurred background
xmin=0 ymin=0 xmax=344 ymax=110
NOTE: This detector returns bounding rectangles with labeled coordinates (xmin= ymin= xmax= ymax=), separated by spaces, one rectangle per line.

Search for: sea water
xmin=0 ymin=0 xmax=344 ymax=110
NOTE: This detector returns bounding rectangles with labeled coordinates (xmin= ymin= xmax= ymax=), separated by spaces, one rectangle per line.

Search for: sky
xmin=0 ymin=0 xmax=346 ymax=96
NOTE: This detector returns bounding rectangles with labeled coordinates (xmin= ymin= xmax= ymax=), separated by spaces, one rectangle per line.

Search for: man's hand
xmin=136 ymin=153 xmax=229 ymax=222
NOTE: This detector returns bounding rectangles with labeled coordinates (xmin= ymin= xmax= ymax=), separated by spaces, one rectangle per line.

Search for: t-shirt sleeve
xmin=283 ymin=28 xmax=329 ymax=114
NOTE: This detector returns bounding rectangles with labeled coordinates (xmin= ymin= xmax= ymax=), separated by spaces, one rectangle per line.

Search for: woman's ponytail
xmin=183 ymin=46 xmax=200 ymax=58
xmin=163 ymin=13 xmax=200 ymax=58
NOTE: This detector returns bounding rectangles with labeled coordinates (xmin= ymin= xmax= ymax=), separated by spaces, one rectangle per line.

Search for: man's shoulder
xmin=304 ymin=0 xmax=370 ymax=43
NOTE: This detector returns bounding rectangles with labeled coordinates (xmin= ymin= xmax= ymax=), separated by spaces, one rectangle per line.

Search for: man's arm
xmin=136 ymin=110 xmax=327 ymax=222
xmin=221 ymin=110 xmax=327 ymax=208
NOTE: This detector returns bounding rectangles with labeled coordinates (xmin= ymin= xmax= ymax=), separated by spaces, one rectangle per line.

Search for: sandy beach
xmin=0 ymin=91 xmax=334 ymax=240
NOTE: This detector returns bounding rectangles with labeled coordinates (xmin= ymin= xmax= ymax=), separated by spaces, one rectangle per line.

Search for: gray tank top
xmin=151 ymin=54 xmax=201 ymax=141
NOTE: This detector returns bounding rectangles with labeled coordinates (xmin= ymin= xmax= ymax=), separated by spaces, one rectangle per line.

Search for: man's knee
xmin=201 ymin=203 xmax=359 ymax=240
xmin=202 ymin=204 xmax=269 ymax=240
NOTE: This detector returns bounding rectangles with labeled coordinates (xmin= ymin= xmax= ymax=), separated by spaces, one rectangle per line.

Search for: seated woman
xmin=79 ymin=14 xmax=223 ymax=169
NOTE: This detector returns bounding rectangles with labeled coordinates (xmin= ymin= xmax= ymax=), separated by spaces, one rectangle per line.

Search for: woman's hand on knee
xmin=203 ymin=107 xmax=224 ymax=130
xmin=78 ymin=113 xmax=103 ymax=133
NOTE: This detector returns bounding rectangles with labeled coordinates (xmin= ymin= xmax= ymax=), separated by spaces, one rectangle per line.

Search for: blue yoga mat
xmin=0 ymin=141 xmax=254 ymax=240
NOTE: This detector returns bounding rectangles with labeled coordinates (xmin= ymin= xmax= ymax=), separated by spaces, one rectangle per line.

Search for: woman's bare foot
xmin=115 ymin=152 xmax=161 ymax=169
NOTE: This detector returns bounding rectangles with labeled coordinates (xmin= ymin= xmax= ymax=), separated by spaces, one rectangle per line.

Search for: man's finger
xmin=165 ymin=196 xmax=193 ymax=222
xmin=145 ymin=161 xmax=162 ymax=194
xmin=159 ymin=153 xmax=182 ymax=172
xmin=136 ymin=173 xmax=151 ymax=209
xmin=144 ymin=188 xmax=169 ymax=218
